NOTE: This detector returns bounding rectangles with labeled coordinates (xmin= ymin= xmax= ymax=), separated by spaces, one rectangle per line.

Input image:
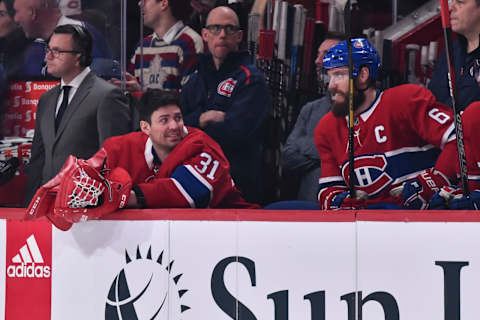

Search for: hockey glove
xmin=330 ymin=190 xmax=368 ymax=210
xmin=402 ymin=169 xmax=450 ymax=210
xmin=52 ymin=164 xmax=132 ymax=225
xmin=25 ymin=155 xmax=79 ymax=222
xmin=430 ymin=186 xmax=480 ymax=210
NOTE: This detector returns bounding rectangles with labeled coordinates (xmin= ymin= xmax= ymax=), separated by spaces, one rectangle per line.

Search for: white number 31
xmin=194 ymin=152 xmax=220 ymax=180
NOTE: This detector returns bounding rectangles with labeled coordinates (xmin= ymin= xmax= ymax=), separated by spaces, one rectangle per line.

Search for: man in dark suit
xmin=24 ymin=24 xmax=131 ymax=204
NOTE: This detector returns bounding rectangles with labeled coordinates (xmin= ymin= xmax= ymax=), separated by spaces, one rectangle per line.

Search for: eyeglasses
xmin=45 ymin=46 xmax=80 ymax=58
xmin=205 ymin=24 xmax=240 ymax=36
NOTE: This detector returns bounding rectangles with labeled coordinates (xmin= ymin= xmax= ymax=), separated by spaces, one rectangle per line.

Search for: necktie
xmin=55 ymin=85 xmax=71 ymax=131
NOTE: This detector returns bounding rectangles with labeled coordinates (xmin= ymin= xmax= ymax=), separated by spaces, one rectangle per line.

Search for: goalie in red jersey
xmin=315 ymin=38 xmax=457 ymax=210
xmin=26 ymin=89 xmax=258 ymax=230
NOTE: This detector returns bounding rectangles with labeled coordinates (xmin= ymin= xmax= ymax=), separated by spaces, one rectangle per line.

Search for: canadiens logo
xmin=353 ymin=40 xmax=364 ymax=49
xmin=341 ymin=154 xmax=393 ymax=196
xmin=217 ymin=78 xmax=237 ymax=97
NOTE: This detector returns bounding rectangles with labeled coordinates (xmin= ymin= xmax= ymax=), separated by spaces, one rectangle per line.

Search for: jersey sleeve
xmin=435 ymin=101 xmax=480 ymax=190
xmin=136 ymin=142 xmax=234 ymax=208
xmin=401 ymin=85 xmax=455 ymax=149
xmin=314 ymin=117 xmax=347 ymax=210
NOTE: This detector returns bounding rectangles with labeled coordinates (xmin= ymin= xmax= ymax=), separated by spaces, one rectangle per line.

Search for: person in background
xmin=110 ymin=0 xmax=204 ymax=92
xmin=12 ymin=0 xmax=112 ymax=78
xmin=24 ymin=24 xmax=131 ymax=204
xmin=428 ymin=0 xmax=480 ymax=110
xmin=282 ymin=32 xmax=345 ymax=202
xmin=0 ymin=0 xmax=31 ymax=79
xmin=180 ymin=6 xmax=270 ymax=204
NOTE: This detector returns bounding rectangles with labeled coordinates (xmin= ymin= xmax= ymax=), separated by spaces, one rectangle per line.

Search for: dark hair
xmin=51 ymin=24 xmax=93 ymax=67
xmin=139 ymin=89 xmax=180 ymax=123
xmin=158 ymin=0 xmax=192 ymax=22
xmin=325 ymin=31 xmax=346 ymax=42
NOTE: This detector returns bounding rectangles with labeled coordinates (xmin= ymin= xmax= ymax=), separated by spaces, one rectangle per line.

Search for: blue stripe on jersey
xmin=171 ymin=165 xmax=211 ymax=208
xmin=386 ymin=148 xmax=440 ymax=182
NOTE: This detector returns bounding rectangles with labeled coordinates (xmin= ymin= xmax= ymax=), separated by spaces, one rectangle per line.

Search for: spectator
xmin=24 ymin=24 xmax=131 ymax=204
xmin=110 ymin=0 xmax=204 ymax=92
xmin=12 ymin=0 xmax=113 ymax=78
xmin=428 ymin=0 xmax=480 ymax=110
xmin=282 ymin=32 xmax=344 ymax=202
xmin=315 ymin=38 xmax=456 ymax=210
xmin=180 ymin=6 xmax=270 ymax=204
xmin=0 ymin=0 xmax=31 ymax=79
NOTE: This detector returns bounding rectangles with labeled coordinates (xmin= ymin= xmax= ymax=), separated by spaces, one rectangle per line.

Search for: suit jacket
xmin=24 ymin=71 xmax=132 ymax=204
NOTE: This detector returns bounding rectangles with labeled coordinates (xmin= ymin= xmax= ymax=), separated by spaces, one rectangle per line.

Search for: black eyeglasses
xmin=45 ymin=46 xmax=80 ymax=58
xmin=205 ymin=24 xmax=240 ymax=36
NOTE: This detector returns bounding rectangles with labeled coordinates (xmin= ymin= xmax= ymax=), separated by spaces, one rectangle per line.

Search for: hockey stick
xmin=345 ymin=0 xmax=356 ymax=198
xmin=440 ymin=0 xmax=470 ymax=196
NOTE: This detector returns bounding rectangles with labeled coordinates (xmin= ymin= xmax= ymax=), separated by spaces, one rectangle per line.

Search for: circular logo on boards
xmin=105 ymin=245 xmax=190 ymax=319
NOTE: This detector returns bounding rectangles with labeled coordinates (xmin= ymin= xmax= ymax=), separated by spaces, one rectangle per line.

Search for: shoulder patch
xmin=217 ymin=78 xmax=237 ymax=97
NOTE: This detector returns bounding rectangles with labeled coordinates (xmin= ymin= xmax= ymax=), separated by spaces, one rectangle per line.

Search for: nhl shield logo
xmin=217 ymin=78 xmax=237 ymax=97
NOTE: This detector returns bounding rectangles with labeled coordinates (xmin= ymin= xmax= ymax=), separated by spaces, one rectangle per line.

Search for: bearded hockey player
xmin=26 ymin=89 xmax=257 ymax=231
xmin=314 ymin=38 xmax=457 ymax=210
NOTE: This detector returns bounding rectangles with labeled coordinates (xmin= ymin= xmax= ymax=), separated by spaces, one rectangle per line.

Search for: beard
xmin=331 ymin=88 xmax=366 ymax=117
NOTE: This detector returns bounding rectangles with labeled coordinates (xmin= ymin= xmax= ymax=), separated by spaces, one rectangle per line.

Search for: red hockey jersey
xmin=435 ymin=101 xmax=480 ymax=191
xmin=314 ymin=84 xmax=456 ymax=209
xmin=97 ymin=127 xmax=257 ymax=209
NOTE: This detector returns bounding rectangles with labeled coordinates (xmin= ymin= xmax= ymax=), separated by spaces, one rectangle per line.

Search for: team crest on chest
xmin=217 ymin=78 xmax=237 ymax=97
xmin=341 ymin=154 xmax=393 ymax=196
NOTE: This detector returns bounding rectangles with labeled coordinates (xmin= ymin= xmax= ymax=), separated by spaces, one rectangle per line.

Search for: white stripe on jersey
xmin=441 ymin=122 xmax=455 ymax=149
xmin=318 ymin=176 xmax=344 ymax=184
xmin=360 ymin=92 xmax=384 ymax=121
xmin=171 ymin=178 xmax=195 ymax=208
xmin=384 ymin=145 xmax=436 ymax=157
xmin=185 ymin=164 xmax=214 ymax=193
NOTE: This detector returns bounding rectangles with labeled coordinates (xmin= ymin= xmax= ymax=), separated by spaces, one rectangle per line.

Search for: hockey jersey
xmin=128 ymin=22 xmax=204 ymax=91
xmin=314 ymin=84 xmax=456 ymax=209
xmin=435 ymin=101 xmax=480 ymax=190
xmin=98 ymin=127 xmax=257 ymax=209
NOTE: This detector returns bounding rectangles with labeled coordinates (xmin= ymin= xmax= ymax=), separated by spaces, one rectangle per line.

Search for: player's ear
xmin=140 ymin=120 xmax=151 ymax=135
xmin=357 ymin=66 xmax=370 ymax=89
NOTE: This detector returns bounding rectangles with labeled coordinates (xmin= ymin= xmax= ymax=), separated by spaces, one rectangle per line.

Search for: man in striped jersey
xmin=111 ymin=0 xmax=204 ymax=92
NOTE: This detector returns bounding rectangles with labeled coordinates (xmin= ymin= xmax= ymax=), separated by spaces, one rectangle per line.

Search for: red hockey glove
xmin=52 ymin=164 xmax=132 ymax=225
xmin=25 ymin=155 xmax=79 ymax=221
xmin=401 ymin=169 xmax=451 ymax=210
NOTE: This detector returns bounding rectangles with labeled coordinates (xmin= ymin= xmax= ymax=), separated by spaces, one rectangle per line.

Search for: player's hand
xmin=430 ymin=186 xmax=480 ymax=210
xmin=109 ymin=72 xmax=141 ymax=92
xmin=401 ymin=169 xmax=450 ymax=210
xmin=330 ymin=190 xmax=368 ymax=210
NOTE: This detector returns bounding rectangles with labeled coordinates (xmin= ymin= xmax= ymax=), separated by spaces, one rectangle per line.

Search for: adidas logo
xmin=7 ymin=234 xmax=51 ymax=278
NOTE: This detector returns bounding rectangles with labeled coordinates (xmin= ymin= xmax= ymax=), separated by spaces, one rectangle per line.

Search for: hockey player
xmin=315 ymin=38 xmax=456 ymax=210
xmin=26 ymin=89 xmax=257 ymax=231
xmin=422 ymin=101 xmax=480 ymax=209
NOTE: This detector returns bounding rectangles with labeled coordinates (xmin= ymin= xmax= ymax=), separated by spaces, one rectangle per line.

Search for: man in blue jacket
xmin=428 ymin=0 xmax=480 ymax=110
xmin=180 ymin=6 xmax=270 ymax=204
